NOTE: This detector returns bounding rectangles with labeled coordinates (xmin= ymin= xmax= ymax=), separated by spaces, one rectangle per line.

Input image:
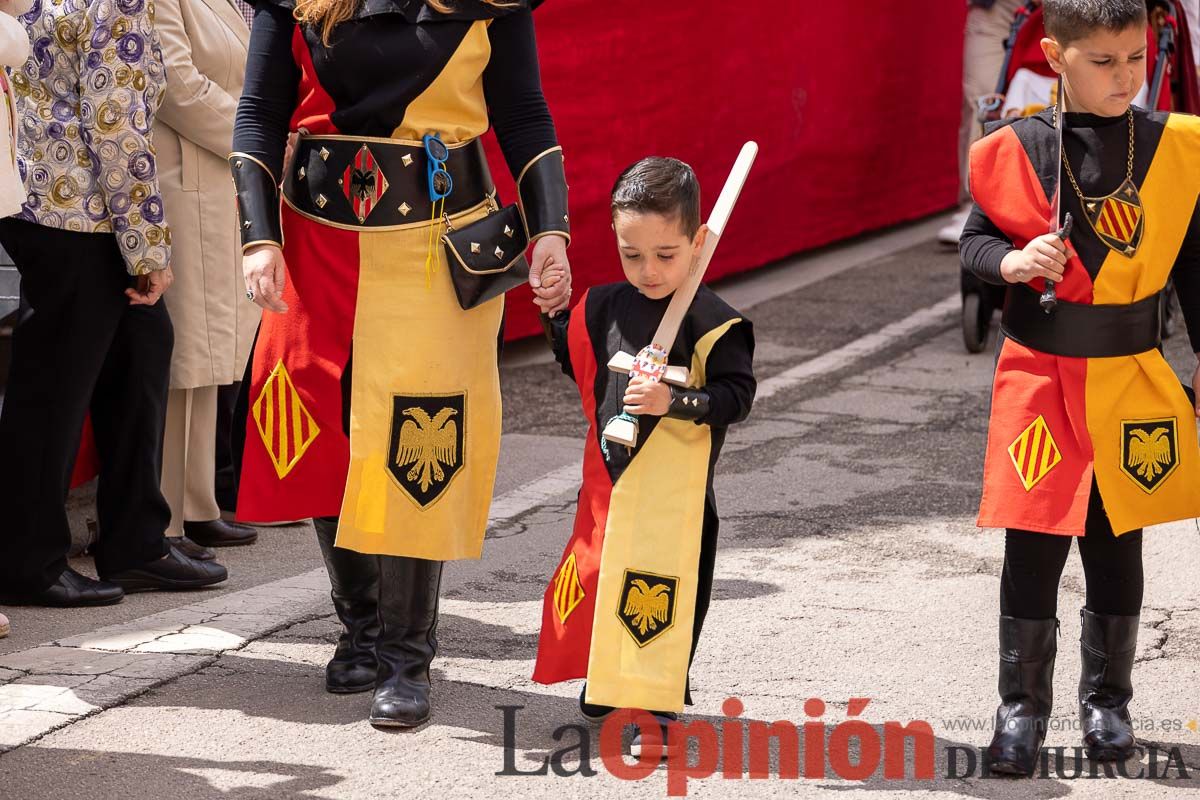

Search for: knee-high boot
xmin=985 ymin=616 xmax=1058 ymax=776
xmin=369 ymin=554 xmax=443 ymax=727
xmin=313 ymin=517 xmax=379 ymax=694
xmin=1078 ymin=608 xmax=1138 ymax=761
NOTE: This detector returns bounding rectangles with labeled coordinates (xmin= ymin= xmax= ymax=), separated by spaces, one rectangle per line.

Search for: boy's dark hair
xmin=610 ymin=157 xmax=701 ymax=239
xmin=1043 ymin=0 xmax=1147 ymax=46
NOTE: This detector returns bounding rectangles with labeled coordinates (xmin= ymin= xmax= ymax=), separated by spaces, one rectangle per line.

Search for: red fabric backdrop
xmin=69 ymin=3 xmax=968 ymax=487
xmin=491 ymin=1 xmax=968 ymax=339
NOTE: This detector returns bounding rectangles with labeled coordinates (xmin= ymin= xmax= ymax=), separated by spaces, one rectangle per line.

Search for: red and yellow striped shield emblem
xmin=1094 ymin=198 xmax=1141 ymax=243
xmin=553 ymin=552 xmax=585 ymax=624
xmin=1008 ymin=415 xmax=1063 ymax=492
xmin=252 ymin=360 xmax=321 ymax=480
xmin=342 ymin=144 xmax=389 ymax=224
xmin=1083 ymin=178 xmax=1144 ymax=256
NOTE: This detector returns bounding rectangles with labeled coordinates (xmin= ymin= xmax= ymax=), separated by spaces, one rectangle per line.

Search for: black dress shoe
xmin=15 ymin=568 xmax=124 ymax=608
xmin=101 ymin=545 xmax=228 ymax=593
xmin=184 ymin=519 xmax=258 ymax=548
xmin=170 ymin=536 xmax=216 ymax=561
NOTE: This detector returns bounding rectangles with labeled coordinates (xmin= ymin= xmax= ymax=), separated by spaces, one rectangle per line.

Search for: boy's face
xmin=613 ymin=210 xmax=706 ymax=301
xmin=1042 ymin=24 xmax=1148 ymax=117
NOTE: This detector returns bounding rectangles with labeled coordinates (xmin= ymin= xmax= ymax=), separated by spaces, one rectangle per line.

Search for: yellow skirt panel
xmin=335 ymin=203 xmax=504 ymax=559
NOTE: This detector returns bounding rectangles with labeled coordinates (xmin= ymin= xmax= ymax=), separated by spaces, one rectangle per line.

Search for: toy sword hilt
xmin=1039 ymin=212 xmax=1073 ymax=313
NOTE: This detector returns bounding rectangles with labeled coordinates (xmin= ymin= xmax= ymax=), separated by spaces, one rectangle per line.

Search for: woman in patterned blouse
xmin=0 ymin=0 xmax=228 ymax=606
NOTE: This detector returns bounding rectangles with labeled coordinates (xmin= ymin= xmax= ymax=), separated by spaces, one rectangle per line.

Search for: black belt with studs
xmin=282 ymin=136 xmax=495 ymax=229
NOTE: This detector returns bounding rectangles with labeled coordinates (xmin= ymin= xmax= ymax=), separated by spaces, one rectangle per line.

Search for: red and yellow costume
xmin=531 ymin=284 xmax=755 ymax=713
xmin=228 ymin=0 xmax=568 ymax=558
xmin=966 ymin=108 xmax=1200 ymax=535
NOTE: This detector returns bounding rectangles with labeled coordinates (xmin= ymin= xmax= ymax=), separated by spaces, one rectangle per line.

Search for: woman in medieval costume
xmin=229 ymin=0 xmax=571 ymax=727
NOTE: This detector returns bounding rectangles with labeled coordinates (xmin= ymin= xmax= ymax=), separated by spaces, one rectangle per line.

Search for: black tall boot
xmin=985 ymin=616 xmax=1058 ymax=776
xmin=369 ymin=555 xmax=443 ymax=728
xmin=1078 ymin=608 xmax=1139 ymax=761
xmin=313 ymin=517 xmax=379 ymax=694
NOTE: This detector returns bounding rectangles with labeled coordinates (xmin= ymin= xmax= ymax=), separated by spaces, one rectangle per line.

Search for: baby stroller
xmin=961 ymin=0 xmax=1200 ymax=353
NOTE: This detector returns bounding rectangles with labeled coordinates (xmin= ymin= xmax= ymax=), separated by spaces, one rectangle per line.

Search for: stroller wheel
xmin=962 ymin=292 xmax=988 ymax=353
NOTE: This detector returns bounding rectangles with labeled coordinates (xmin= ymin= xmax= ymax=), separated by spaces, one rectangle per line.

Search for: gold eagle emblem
xmin=1127 ymin=427 xmax=1172 ymax=481
xmin=623 ymin=579 xmax=671 ymax=636
xmin=395 ymin=407 xmax=458 ymax=493
xmin=1120 ymin=418 xmax=1179 ymax=494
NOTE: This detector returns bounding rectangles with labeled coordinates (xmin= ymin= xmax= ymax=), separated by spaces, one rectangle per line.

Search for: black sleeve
xmin=540 ymin=310 xmax=575 ymax=381
xmin=959 ymin=203 xmax=1015 ymax=286
xmin=1171 ymin=198 xmax=1200 ymax=354
xmin=482 ymin=9 xmax=558 ymax=178
xmin=699 ymin=320 xmax=756 ymax=428
xmin=232 ymin=4 xmax=300 ymax=179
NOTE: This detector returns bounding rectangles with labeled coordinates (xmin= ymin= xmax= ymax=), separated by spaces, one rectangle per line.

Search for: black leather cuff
xmin=229 ymin=153 xmax=283 ymax=251
xmin=667 ymin=386 xmax=711 ymax=421
xmin=517 ymin=146 xmax=570 ymax=244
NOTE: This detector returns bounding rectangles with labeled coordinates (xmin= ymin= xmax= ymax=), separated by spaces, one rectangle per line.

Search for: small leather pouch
xmin=441 ymin=203 xmax=530 ymax=310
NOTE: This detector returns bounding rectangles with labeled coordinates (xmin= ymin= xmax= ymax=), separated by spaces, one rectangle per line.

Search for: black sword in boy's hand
xmin=1042 ymin=78 xmax=1074 ymax=313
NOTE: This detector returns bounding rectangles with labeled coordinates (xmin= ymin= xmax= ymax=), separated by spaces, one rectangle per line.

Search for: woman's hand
xmin=126 ymin=266 xmax=173 ymax=306
xmin=623 ymin=377 xmax=671 ymax=417
xmin=244 ymin=244 xmax=289 ymax=314
xmin=529 ymin=234 xmax=571 ymax=317
xmin=1000 ymin=234 xmax=1068 ymax=285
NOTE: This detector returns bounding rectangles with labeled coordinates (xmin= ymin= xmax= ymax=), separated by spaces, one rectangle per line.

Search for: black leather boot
xmin=985 ymin=616 xmax=1057 ymax=776
xmin=369 ymin=555 xmax=443 ymax=728
xmin=1079 ymin=608 xmax=1138 ymax=761
xmin=313 ymin=517 xmax=379 ymax=694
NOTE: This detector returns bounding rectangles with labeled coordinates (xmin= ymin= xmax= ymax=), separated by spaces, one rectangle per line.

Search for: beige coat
xmin=156 ymin=0 xmax=259 ymax=389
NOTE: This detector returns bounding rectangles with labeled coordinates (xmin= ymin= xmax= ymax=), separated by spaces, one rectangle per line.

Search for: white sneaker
xmin=937 ymin=207 xmax=972 ymax=245
xmin=0 ymin=612 xmax=9 ymax=638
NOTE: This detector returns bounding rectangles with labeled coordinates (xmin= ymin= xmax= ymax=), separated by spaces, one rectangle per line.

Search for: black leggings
xmin=1000 ymin=483 xmax=1143 ymax=619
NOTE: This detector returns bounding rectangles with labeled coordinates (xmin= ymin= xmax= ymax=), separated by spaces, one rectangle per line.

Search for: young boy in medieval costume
xmin=961 ymin=0 xmax=1200 ymax=776
xmin=531 ymin=157 xmax=756 ymax=757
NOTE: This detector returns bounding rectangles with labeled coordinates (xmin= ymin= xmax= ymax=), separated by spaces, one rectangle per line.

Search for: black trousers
xmin=214 ymin=381 xmax=240 ymax=514
xmin=1001 ymin=482 xmax=1144 ymax=619
xmin=0 ymin=219 xmax=171 ymax=592
xmin=681 ymin=498 xmax=721 ymax=705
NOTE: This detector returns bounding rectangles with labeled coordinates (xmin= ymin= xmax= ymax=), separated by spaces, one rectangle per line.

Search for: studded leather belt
xmin=281 ymin=135 xmax=495 ymax=230
xmin=1001 ymin=285 xmax=1164 ymax=358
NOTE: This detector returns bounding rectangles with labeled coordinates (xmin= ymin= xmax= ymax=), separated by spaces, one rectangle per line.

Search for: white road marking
xmin=757 ymin=294 xmax=960 ymax=401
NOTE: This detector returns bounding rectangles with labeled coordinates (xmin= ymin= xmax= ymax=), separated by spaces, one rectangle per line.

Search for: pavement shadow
xmin=0 ymin=749 xmax=344 ymax=798
xmin=271 ymin=611 xmax=539 ymax=663
xmin=439 ymin=613 xmax=540 ymax=660
xmin=11 ymin=649 xmax=1194 ymax=794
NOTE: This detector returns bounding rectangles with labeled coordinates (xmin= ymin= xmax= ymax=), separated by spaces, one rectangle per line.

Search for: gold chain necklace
xmin=1054 ymin=106 xmax=1144 ymax=257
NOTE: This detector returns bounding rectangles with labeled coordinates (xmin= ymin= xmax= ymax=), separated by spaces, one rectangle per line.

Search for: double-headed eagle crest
xmin=623 ymin=579 xmax=671 ymax=636
xmin=1127 ymin=427 xmax=1172 ymax=481
xmin=387 ymin=394 xmax=465 ymax=507
xmin=617 ymin=570 xmax=678 ymax=646
xmin=396 ymin=407 xmax=458 ymax=493
xmin=1121 ymin=419 xmax=1178 ymax=493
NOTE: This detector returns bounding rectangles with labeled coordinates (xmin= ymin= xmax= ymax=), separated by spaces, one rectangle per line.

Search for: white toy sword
xmin=602 ymin=141 xmax=759 ymax=449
